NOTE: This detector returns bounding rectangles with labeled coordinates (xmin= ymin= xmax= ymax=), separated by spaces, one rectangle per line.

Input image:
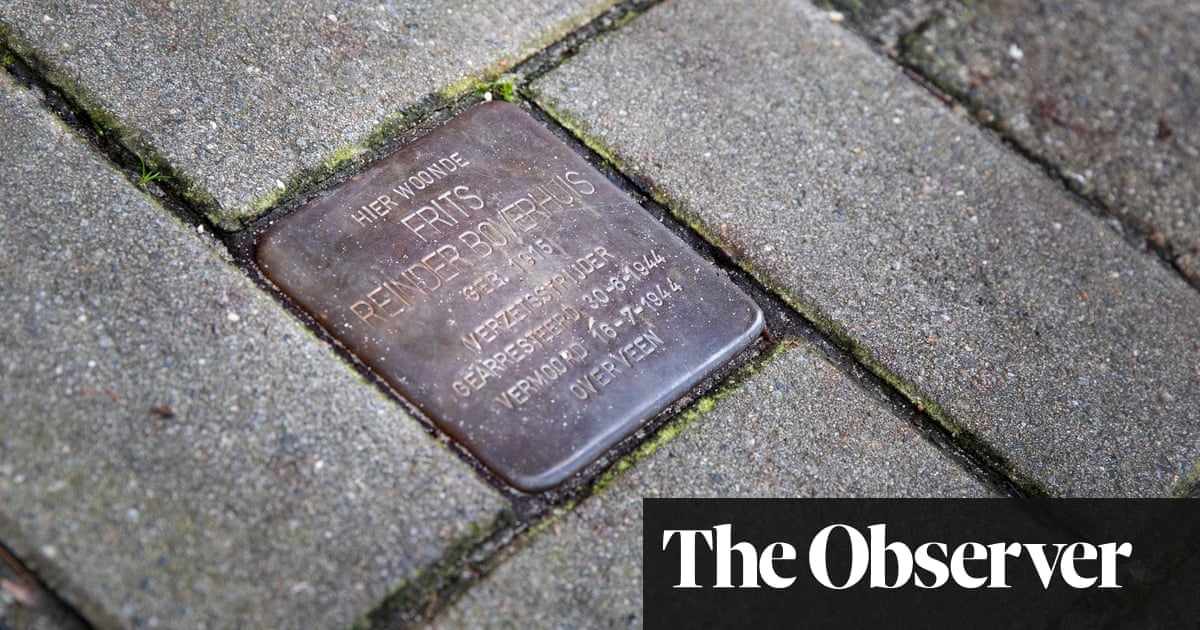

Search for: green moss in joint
xmin=534 ymin=97 xmax=626 ymax=171
xmin=768 ymin=286 xmax=1049 ymax=494
xmin=0 ymin=28 xmax=233 ymax=224
xmin=437 ymin=55 xmax=523 ymax=104
xmin=613 ymin=10 xmax=641 ymax=30
xmin=440 ymin=75 xmax=484 ymax=102
xmin=322 ymin=144 xmax=366 ymax=173
xmin=475 ymin=74 xmax=519 ymax=103
xmin=526 ymin=500 xmax=578 ymax=538
xmin=348 ymin=509 xmax=514 ymax=630
xmin=590 ymin=342 xmax=793 ymax=495
xmin=1169 ymin=461 xmax=1200 ymax=498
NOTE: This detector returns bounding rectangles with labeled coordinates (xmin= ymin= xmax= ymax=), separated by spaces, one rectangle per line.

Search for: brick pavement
xmin=2 ymin=1 xmax=1198 ymax=627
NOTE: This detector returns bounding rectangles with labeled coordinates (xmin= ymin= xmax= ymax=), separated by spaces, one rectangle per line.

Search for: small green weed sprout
xmin=136 ymin=154 xmax=170 ymax=190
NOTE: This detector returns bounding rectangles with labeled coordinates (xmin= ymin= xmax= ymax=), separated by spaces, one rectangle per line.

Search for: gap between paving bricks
xmin=0 ymin=46 xmax=210 ymax=235
xmin=0 ymin=540 xmax=89 ymax=630
xmin=1 ymin=3 xmax=1054 ymax=626
xmin=520 ymin=95 xmax=1044 ymax=501
xmin=819 ymin=1 xmax=1200 ymax=294
xmin=0 ymin=6 xmax=676 ymax=627
xmin=356 ymin=94 xmax=1048 ymax=626
xmin=814 ymin=1 xmax=1200 ymax=500
xmin=0 ymin=1 xmax=665 ymax=233
xmin=2 ymin=3 xmax=1036 ymax=625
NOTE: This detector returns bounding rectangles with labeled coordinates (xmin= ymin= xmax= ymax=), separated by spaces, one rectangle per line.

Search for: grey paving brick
xmin=531 ymin=0 xmax=1200 ymax=495
xmin=900 ymin=0 xmax=1200 ymax=285
xmin=0 ymin=0 xmax=618 ymax=229
xmin=815 ymin=0 xmax=948 ymax=53
xmin=432 ymin=346 xmax=989 ymax=629
xmin=0 ymin=73 xmax=507 ymax=629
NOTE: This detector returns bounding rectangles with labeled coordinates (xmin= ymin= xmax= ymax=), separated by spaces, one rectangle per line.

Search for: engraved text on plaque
xmin=256 ymin=102 xmax=763 ymax=491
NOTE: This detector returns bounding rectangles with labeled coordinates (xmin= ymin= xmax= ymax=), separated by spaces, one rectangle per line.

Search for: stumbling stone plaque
xmin=256 ymin=102 xmax=763 ymax=491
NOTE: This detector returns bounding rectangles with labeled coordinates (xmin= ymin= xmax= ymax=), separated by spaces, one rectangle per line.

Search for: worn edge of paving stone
xmin=0 ymin=543 xmax=87 ymax=630
xmin=0 ymin=72 xmax=513 ymax=629
xmin=893 ymin=2 xmax=1200 ymax=290
xmin=0 ymin=2 xmax=625 ymax=232
xmin=531 ymin=89 xmax=1048 ymax=497
xmin=1173 ymin=461 xmax=1200 ymax=497
xmin=0 ymin=28 xmax=205 ymax=212
xmin=351 ymin=514 xmax=518 ymax=630
xmin=427 ymin=342 xmax=993 ymax=629
xmin=813 ymin=0 xmax=952 ymax=54
xmin=0 ymin=45 xmax=220 ymax=248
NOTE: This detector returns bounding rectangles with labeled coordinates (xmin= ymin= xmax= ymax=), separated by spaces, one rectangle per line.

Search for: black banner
xmin=644 ymin=499 xmax=1200 ymax=628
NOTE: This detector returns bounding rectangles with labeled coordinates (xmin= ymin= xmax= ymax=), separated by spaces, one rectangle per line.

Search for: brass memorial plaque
xmin=257 ymin=102 xmax=763 ymax=491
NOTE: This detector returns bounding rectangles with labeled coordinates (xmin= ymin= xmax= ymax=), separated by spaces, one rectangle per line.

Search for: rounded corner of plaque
xmin=750 ymin=301 xmax=766 ymax=328
xmin=502 ymin=454 xmax=594 ymax=494
xmin=253 ymin=225 xmax=284 ymax=267
xmin=506 ymin=469 xmax=563 ymax=494
xmin=478 ymin=98 xmax=519 ymax=113
xmin=738 ymin=298 xmax=766 ymax=339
